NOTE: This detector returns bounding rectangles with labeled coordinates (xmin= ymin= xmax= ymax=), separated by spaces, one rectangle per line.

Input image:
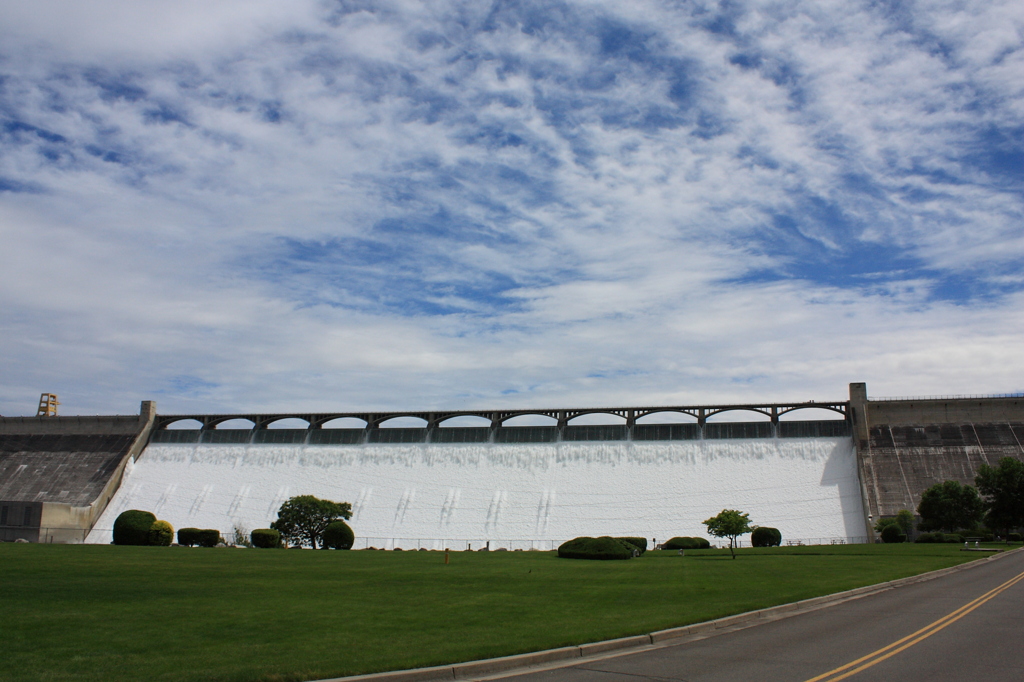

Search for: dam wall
xmin=7 ymin=383 xmax=1024 ymax=545
xmin=0 ymin=403 xmax=155 ymax=542
xmin=851 ymin=384 xmax=1024 ymax=527
xmin=86 ymin=436 xmax=867 ymax=548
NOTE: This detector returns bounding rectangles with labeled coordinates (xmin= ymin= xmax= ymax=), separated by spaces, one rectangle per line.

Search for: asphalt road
xmin=483 ymin=550 xmax=1024 ymax=682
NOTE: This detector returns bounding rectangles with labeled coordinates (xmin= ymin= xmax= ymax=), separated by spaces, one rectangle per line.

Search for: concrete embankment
xmin=851 ymin=384 xmax=1024 ymax=525
xmin=0 ymin=403 xmax=155 ymax=542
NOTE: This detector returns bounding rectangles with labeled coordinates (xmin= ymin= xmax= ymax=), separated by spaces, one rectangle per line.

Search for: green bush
xmin=663 ymin=537 xmax=710 ymax=550
xmin=177 ymin=528 xmax=201 ymax=547
xmin=944 ymin=533 xmax=964 ymax=543
xmin=251 ymin=528 xmax=282 ymax=548
xmin=881 ymin=524 xmax=907 ymax=543
xmin=914 ymin=532 xmax=938 ymax=543
xmin=558 ymin=536 xmax=633 ymax=560
xmin=1008 ymin=532 xmax=1022 ymax=542
xmin=197 ymin=529 xmax=221 ymax=548
xmin=322 ymin=521 xmax=355 ymax=550
xmin=147 ymin=520 xmax=174 ymax=546
xmin=750 ymin=527 xmax=782 ymax=547
xmin=113 ymin=510 xmax=157 ymax=546
xmin=614 ymin=537 xmax=647 ymax=554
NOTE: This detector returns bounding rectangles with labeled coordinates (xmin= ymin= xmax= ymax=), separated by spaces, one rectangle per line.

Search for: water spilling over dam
xmin=85 ymin=436 xmax=866 ymax=547
xmin=6 ymin=384 xmax=1023 ymax=545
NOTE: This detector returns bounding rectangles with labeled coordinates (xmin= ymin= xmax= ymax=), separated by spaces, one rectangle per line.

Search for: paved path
xmin=480 ymin=551 xmax=1024 ymax=682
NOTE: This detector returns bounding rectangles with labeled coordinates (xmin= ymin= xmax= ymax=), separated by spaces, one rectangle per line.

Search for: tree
xmin=703 ymin=509 xmax=754 ymax=559
xmin=894 ymin=509 xmax=915 ymax=536
xmin=975 ymin=457 xmax=1024 ymax=534
xmin=271 ymin=495 xmax=352 ymax=549
xmin=874 ymin=509 xmax=915 ymax=537
xmin=916 ymin=481 xmax=984 ymax=532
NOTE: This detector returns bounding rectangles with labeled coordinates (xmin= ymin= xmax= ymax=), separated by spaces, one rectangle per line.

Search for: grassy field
xmin=0 ymin=543 xmax=1003 ymax=682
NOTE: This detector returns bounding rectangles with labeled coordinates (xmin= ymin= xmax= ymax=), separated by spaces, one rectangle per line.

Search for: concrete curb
xmin=317 ymin=547 xmax=1023 ymax=682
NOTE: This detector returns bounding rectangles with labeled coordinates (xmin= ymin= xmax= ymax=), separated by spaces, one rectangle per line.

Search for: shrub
xmin=177 ymin=528 xmax=201 ymax=547
xmin=881 ymin=524 xmax=907 ymax=543
xmin=113 ymin=510 xmax=157 ymax=546
xmin=943 ymin=533 xmax=964 ymax=543
xmin=615 ymin=537 xmax=647 ymax=554
xmin=914 ymin=532 xmax=938 ymax=543
xmin=663 ymin=537 xmax=710 ymax=550
xmin=197 ymin=529 xmax=221 ymax=548
xmin=751 ymin=527 xmax=782 ymax=547
xmin=1008 ymin=532 xmax=1022 ymax=542
xmin=251 ymin=528 xmax=282 ymax=548
xmin=558 ymin=536 xmax=633 ymax=560
xmin=322 ymin=520 xmax=355 ymax=550
xmin=233 ymin=523 xmax=253 ymax=548
xmin=147 ymin=520 xmax=174 ymax=546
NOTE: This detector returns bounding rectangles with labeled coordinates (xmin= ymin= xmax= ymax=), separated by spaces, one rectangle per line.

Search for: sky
xmin=1 ymin=0 xmax=1023 ymax=417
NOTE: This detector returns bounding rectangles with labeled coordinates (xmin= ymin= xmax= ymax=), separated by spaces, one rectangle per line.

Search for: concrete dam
xmin=1 ymin=384 xmax=1022 ymax=546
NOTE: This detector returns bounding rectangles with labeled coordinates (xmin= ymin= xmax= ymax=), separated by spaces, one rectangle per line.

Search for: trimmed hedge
xmin=113 ymin=510 xmax=157 ymax=546
xmin=663 ymin=536 xmax=711 ymax=550
xmin=558 ymin=536 xmax=633 ymax=560
xmin=197 ymin=529 xmax=222 ymax=548
xmin=1008 ymin=532 xmax=1022 ymax=542
xmin=616 ymin=537 xmax=647 ymax=554
xmin=322 ymin=521 xmax=355 ymax=550
xmin=147 ymin=520 xmax=174 ymax=546
xmin=177 ymin=528 xmax=201 ymax=547
xmin=880 ymin=524 xmax=907 ymax=543
xmin=751 ymin=527 xmax=782 ymax=547
xmin=251 ymin=528 xmax=282 ymax=548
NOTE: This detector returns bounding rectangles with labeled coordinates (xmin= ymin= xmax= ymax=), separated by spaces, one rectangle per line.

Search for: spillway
xmin=86 ymin=437 xmax=867 ymax=548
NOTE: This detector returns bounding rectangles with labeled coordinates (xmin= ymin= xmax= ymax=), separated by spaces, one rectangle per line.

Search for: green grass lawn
xmin=0 ymin=543 xmax=1004 ymax=682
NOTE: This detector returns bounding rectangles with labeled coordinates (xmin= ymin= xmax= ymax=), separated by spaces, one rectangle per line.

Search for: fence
xmin=50 ymin=528 xmax=871 ymax=549
xmin=869 ymin=393 xmax=1024 ymax=401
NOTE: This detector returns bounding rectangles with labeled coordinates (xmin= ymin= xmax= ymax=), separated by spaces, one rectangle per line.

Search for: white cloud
xmin=1 ymin=0 xmax=1023 ymax=415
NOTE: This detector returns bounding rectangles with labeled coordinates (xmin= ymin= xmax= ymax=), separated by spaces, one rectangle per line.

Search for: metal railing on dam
xmin=153 ymin=400 xmax=849 ymax=432
xmin=150 ymin=419 xmax=852 ymax=445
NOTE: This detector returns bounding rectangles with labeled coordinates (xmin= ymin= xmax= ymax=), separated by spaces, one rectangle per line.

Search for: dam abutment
xmin=0 ymin=402 xmax=155 ymax=542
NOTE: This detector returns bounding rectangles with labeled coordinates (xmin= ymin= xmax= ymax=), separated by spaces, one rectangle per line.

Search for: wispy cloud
xmin=1 ymin=0 xmax=1022 ymax=415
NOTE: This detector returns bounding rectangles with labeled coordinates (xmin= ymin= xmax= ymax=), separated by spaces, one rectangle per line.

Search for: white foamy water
xmin=86 ymin=438 xmax=866 ymax=548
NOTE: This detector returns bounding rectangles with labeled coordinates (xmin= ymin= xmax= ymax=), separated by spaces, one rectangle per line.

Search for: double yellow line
xmin=806 ymin=568 xmax=1024 ymax=681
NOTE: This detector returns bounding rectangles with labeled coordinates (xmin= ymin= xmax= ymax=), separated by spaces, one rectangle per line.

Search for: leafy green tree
xmin=894 ymin=509 xmax=915 ymax=536
xmin=703 ymin=509 xmax=753 ymax=559
xmin=916 ymin=481 xmax=984 ymax=532
xmin=874 ymin=509 xmax=915 ymax=536
xmin=975 ymin=457 xmax=1024 ymax=534
xmin=271 ymin=495 xmax=352 ymax=549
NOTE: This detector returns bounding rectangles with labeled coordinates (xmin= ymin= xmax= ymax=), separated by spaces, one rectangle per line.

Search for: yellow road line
xmin=805 ymin=568 xmax=1024 ymax=682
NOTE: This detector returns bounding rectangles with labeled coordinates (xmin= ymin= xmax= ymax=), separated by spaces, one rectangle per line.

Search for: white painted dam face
xmin=86 ymin=438 xmax=867 ymax=547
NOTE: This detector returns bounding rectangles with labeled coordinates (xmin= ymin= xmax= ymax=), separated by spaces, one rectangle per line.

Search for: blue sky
xmin=1 ymin=0 xmax=1022 ymax=416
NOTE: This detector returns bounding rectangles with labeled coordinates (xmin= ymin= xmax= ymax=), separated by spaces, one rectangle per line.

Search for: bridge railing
xmin=149 ymin=420 xmax=852 ymax=446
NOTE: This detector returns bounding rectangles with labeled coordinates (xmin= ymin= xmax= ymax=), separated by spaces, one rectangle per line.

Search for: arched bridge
xmin=155 ymin=400 xmax=847 ymax=430
xmin=151 ymin=400 xmax=850 ymax=445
